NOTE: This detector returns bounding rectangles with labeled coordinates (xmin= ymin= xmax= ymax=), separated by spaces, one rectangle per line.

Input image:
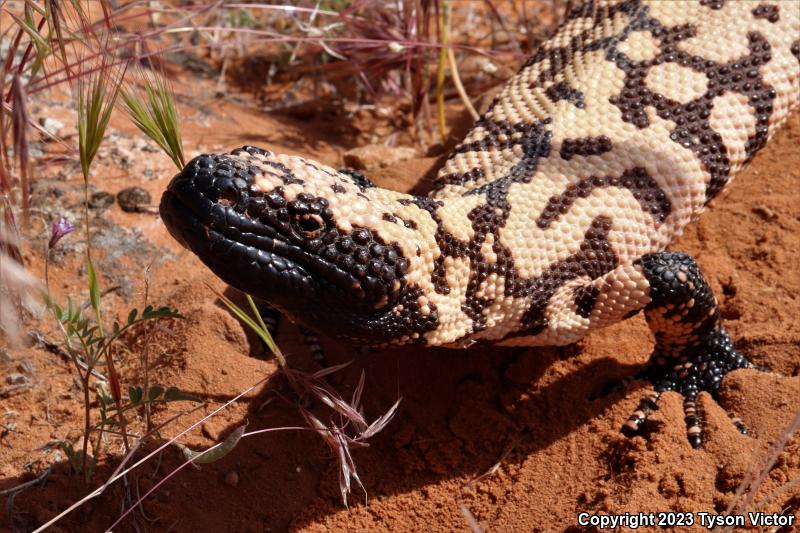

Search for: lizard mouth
xmin=160 ymin=167 xmax=324 ymax=314
xmin=159 ymin=151 xmax=401 ymax=338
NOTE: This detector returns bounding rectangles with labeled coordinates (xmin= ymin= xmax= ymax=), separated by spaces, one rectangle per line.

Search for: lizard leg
xmin=256 ymin=300 xmax=329 ymax=368
xmin=299 ymin=327 xmax=329 ymax=367
xmin=622 ymin=251 xmax=757 ymax=448
xmin=256 ymin=301 xmax=281 ymax=338
xmin=257 ymin=302 xmax=330 ymax=367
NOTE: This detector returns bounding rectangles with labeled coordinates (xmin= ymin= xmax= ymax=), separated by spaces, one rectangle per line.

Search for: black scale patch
xmin=573 ymin=285 xmax=601 ymax=318
xmin=545 ymin=81 xmax=586 ymax=108
xmin=519 ymin=215 xmax=619 ymax=332
xmin=699 ymin=0 xmax=725 ymax=9
xmin=751 ymin=4 xmax=780 ymax=23
xmin=606 ymin=6 xmax=776 ymax=203
xmin=435 ymin=167 xmax=485 ymax=191
xmin=536 ymin=167 xmax=672 ymax=229
xmin=338 ymin=167 xmax=376 ymax=189
xmin=559 ymin=135 xmax=613 ymax=160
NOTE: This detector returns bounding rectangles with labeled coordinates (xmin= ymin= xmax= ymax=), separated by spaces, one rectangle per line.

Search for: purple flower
xmin=48 ymin=217 xmax=75 ymax=249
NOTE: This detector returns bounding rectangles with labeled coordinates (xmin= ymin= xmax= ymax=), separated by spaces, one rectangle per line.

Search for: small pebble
xmin=39 ymin=117 xmax=65 ymax=136
xmin=89 ymin=191 xmax=115 ymax=209
xmin=224 ymin=471 xmax=239 ymax=487
xmin=6 ymin=373 xmax=28 ymax=385
xmin=117 ymin=186 xmax=152 ymax=213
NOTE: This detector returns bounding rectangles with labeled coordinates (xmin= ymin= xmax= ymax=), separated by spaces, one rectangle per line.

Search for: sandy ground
xmin=1 ymin=13 xmax=799 ymax=533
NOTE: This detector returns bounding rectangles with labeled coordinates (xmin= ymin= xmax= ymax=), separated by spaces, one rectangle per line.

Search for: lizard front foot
xmin=621 ymin=326 xmax=756 ymax=448
xmin=622 ymin=251 xmax=766 ymax=448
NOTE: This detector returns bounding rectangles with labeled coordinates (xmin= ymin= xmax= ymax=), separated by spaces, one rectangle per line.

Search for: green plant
xmin=121 ymin=68 xmax=185 ymax=171
xmin=46 ymin=292 xmax=183 ymax=480
xmin=40 ymin=13 xmax=191 ymax=482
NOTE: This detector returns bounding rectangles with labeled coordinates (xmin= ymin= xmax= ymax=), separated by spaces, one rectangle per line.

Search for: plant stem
xmin=44 ymin=249 xmax=50 ymax=295
xmin=82 ymin=168 xmax=131 ymax=453
xmin=141 ymin=273 xmax=153 ymax=430
xmin=81 ymin=375 xmax=91 ymax=483
xmin=447 ymin=45 xmax=478 ymax=121
xmin=436 ymin=0 xmax=452 ymax=143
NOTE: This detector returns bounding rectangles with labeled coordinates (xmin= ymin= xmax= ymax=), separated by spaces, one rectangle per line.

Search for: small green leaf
xmin=163 ymin=386 xmax=202 ymax=403
xmin=128 ymin=385 xmax=143 ymax=405
xmin=97 ymin=382 xmax=113 ymax=405
xmin=86 ymin=326 xmax=101 ymax=344
xmin=178 ymin=424 xmax=246 ymax=464
xmin=148 ymin=385 xmax=164 ymax=402
xmin=112 ymin=321 xmax=120 ymax=335
xmin=127 ymin=308 xmax=138 ymax=324
xmin=87 ymin=258 xmax=101 ymax=314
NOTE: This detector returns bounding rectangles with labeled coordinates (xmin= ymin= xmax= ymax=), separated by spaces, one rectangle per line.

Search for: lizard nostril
xmin=219 ymin=186 xmax=238 ymax=207
xmin=294 ymin=213 xmax=324 ymax=238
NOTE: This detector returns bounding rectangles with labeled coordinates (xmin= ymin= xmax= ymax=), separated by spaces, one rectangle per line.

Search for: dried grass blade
xmin=10 ymin=75 xmax=30 ymax=217
xmin=351 ymin=369 xmax=365 ymax=408
xmin=311 ymin=359 xmax=352 ymax=379
xmin=359 ymin=397 xmax=401 ymax=440
xmin=305 ymin=380 xmax=367 ymax=430
xmin=44 ymin=0 xmax=70 ymax=71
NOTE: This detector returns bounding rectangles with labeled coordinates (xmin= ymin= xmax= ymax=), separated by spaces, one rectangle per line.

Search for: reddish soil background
xmin=1 ymin=6 xmax=799 ymax=533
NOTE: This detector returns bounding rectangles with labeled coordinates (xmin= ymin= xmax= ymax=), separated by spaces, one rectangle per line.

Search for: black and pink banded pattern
xmin=160 ymin=0 xmax=799 ymax=447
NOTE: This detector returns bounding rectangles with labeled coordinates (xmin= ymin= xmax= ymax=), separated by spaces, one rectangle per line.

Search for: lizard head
xmin=160 ymin=146 xmax=440 ymax=345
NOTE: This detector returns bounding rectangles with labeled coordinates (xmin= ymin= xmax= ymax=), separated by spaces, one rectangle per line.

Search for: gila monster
xmin=160 ymin=0 xmax=800 ymax=448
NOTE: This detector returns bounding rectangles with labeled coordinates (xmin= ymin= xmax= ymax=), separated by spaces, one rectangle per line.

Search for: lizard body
xmin=160 ymin=0 xmax=800 ymax=446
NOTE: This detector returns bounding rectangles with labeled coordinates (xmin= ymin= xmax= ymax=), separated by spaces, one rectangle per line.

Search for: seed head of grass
xmin=121 ymin=67 xmax=185 ymax=171
xmin=77 ymin=58 xmax=125 ymax=181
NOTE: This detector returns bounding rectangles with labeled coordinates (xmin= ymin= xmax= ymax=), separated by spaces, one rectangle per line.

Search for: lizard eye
xmin=294 ymin=213 xmax=324 ymax=238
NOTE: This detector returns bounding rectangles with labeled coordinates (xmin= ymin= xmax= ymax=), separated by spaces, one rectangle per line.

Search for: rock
xmin=39 ymin=117 xmax=65 ymax=136
xmin=28 ymin=142 xmax=45 ymax=158
xmin=6 ymin=373 xmax=28 ymax=385
xmin=224 ymin=471 xmax=239 ymax=487
xmin=88 ymin=191 xmax=115 ymax=209
xmin=117 ymin=186 xmax=152 ymax=213
xmin=342 ymin=145 xmax=417 ymax=172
